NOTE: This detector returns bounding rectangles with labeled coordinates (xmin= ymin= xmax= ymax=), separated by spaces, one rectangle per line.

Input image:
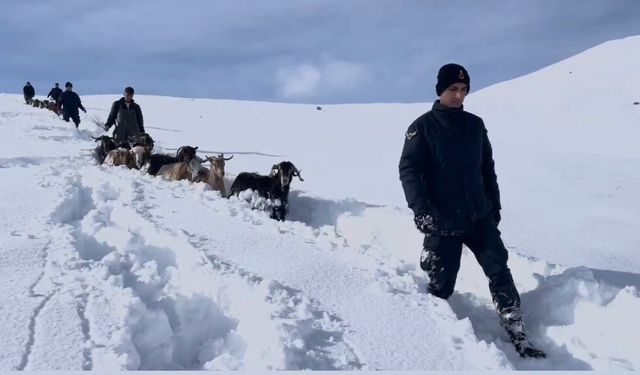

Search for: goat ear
xmin=194 ymin=146 xmax=199 ymax=150
xmin=270 ymin=164 xmax=279 ymax=176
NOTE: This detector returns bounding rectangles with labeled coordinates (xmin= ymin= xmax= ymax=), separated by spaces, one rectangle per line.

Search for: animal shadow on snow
xmin=286 ymin=191 xmax=381 ymax=229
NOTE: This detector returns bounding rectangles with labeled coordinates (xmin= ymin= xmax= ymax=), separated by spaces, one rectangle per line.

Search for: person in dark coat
xmin=58 ymin=82 xmax=86 ymax=128
xmin=47 ymin=83 xmax=63 ymax=102
xmin=23 ymin=82 xmax=35 ymax=104
xmin=104 ymin=86 xmax=144 ymax=144
xmin=398 ymin=63 xmax=545 ymax=358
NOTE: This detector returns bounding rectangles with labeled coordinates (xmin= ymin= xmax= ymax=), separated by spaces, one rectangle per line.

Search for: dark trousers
xmin=63 ymin=111 xmax=81 ymax=127
xmin=420 ymin=220 xmax=521 ymax=314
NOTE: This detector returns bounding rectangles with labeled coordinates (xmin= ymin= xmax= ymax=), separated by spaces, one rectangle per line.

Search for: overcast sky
xmin=2 ymin=0 xmax=639 ymax=103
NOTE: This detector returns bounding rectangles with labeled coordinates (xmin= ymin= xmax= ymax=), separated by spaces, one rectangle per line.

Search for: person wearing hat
xmin=23 ymin=81 xmax=35 ymax=104
xmin=398 ymin=63 xmax=545 ymax=358
xmin=104 ymin=86 xmax=144 ymax=144
xmin=58 ymin=82 xmax=86 ymax=128
xmin=47 ymin=83 xmax=63 ymax=103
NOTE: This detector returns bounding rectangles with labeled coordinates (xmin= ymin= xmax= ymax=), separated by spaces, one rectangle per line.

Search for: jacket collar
xmin=430 ymin=100 xmax=467 ymax=131
xmin=432 ymin=100 xmax=464 ymax=113
xmin=119 ymin=97 xmax=135 ymax=104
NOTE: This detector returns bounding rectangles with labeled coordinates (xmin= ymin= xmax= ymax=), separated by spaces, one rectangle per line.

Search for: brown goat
xmin=103 ymin=148 xmax=136 ymax=169
xmin=157 ymin=158 xmax=202 ymax=182
xmin=199 ymin=153 xmax=233 ymax=195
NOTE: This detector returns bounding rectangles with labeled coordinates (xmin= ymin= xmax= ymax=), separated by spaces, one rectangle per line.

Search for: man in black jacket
xmin=23 ymin=82 xmax=35 ymax=104
xmin=104 ymin=86 xmax=144 ymax=143
xmin=58 ymin=82 xmax=87 ymax=128
xmin=399 ymin=63 xmax=545 ymax=358
xmin=47 ymin=83 xmax=63 ymax=103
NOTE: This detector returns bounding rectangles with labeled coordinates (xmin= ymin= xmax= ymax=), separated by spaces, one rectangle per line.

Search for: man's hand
xmin=414 ymin=214 xmax=438 ymax=234
xmin=81 ymin=108 xmax=87 ymax=113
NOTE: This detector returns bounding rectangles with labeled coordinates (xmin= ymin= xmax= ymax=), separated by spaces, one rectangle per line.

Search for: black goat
xmin=147 ymin=146 xmax=198 ymax=176
xmin=228 ymin=161 xmax=303 ymax=221
xmin=92 ymin=135 xmax=117 ymax=164
xmin=130 ymin=133 xmax=155 ymax=154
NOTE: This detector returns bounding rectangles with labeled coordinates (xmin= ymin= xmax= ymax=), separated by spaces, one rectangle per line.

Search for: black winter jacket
xmin=23 ymin=84 xmax=35 ymax=98
xmin=399 ymin=101 xmax=501 ymax=234
xmin=104 ymin=98 xmax=144 ymax=133
xmin=47 ymin=87 xmax=62 ymax=102
xmin=58 ymin=91 xmax=86 ymax=115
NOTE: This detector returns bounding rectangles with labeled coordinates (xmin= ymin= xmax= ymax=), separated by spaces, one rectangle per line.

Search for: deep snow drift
xmin=0 ymin=35 xmax=639 ymax=370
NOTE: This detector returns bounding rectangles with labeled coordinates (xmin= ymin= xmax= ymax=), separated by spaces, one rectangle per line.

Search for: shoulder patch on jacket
xmin=405 ymin=130 xmax=418 ymax=140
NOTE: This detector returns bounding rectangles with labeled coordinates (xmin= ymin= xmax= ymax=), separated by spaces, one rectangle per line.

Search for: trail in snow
xmin=1 ymin=93 xmax=639 ymax=370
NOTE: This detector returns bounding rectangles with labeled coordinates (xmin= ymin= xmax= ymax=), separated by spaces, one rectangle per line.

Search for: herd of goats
xmin=27 ymin=100 xmax=304 ymax=221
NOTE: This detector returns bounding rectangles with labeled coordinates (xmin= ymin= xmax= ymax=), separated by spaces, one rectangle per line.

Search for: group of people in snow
xmin=23 ymin=82 xmax=141 ymax=140
xmin=24 ymin=81 xmax=87 ymax=128
xmin=23 ymin=63 xmax=546 ymax=358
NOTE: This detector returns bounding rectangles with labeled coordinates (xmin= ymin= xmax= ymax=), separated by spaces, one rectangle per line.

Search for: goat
xmin=47 ymin=101 xmax=59 ymax=114
xmin=127 ymin=133 xmax=154 ymax=170
xmin=147 ymin=146 xmax=198 ymax=175
xmin=103 ymin=145 xmax=148 ymax=170
xmin=32 ymin=99 xmax=41 ymax=108
xmin=198 ymin=153 xmax=233 ymax=195
xmin=92 ymin=135 xmax=117 ymax=164
xmin=131 ymin=133 xmax=154 ymax=154
xmin=228 ymin=161 xmax=303 ymax=221
xmin=131 ymin=145 xmax=149 ymax=170
xmin=103 ymin=148 xmax=136 ymax=169
xmin=157 ymin=158 xmax=202 ymax=182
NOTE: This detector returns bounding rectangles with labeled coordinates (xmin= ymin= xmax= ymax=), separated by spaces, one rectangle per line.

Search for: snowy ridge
xmin=1 ymin=36 xmax=640 ymax=370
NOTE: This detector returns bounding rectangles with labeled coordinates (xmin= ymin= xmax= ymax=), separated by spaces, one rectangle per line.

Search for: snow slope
xmin=0 ymin=35 xmax=639 ymax=370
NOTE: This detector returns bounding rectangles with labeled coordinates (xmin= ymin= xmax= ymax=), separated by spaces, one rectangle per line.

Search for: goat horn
xmin=294 ymin=167 xmax=304 ymax=181
xmin=224 ymin=155 xmax=234 ymax=160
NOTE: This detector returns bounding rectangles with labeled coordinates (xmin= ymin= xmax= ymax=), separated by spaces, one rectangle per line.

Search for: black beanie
xmin=436 ymin=63 xmax=470 ymax=96
xmin=65 ymin=81 xmax=73 ymax=88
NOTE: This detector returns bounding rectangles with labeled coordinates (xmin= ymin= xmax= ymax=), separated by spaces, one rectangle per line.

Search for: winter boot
xmin=489 ymin=271 xmax=545 ymax=358
xmin=499 ymin=308 xmax=546 ymax=358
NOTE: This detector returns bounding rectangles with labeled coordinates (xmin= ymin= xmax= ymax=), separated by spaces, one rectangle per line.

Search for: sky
xmin=2 ymin=0 xmax=640 ymax=103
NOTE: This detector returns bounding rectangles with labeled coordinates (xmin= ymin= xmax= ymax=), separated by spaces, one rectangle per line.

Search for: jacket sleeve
xmin=136 ymin=104 xmax=144 ymax=132
xmin=47 ymin=89 xmax=53 ymax=98
xmin=104 ymin=101 xmax=119 ymax=128
xmin=76 ymin=94 xmax=86 ymax=112
xmin=398 ymin=120 xmax=434 ymax=217
xmin=481 ymin=122 xmax=501 ymax=211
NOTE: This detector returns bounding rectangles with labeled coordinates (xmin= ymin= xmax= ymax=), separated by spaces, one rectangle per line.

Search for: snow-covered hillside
xmin=1 ymin=36 xmax=639 ymax=370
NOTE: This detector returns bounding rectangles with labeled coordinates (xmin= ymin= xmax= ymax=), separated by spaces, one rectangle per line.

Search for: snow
xmin=1 ymin=35 xmax=639 ymax=370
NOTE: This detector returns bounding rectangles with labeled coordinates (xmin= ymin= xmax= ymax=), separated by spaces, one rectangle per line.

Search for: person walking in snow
xmin=104 ymin=86 xmax=144 ymax=144
xmin=398 ymin=63 xmax=545 ymax=358
xmin=23 ymin=82 xmax=35 ymax=104
xmin=58 ymin=81 xmax=87 ymax=128
xmin=47 ymin=82 xmax=63 ymax=103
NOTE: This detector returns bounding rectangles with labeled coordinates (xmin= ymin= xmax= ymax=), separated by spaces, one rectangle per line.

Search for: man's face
xmin=124 ymin=92 xmax=134 ymax=102
xmin=439 ymin=83 xmax=468 ymax=108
